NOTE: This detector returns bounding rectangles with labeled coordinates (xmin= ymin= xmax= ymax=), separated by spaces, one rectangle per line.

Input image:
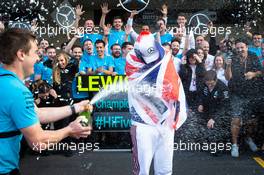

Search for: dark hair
xmin=0 ymin=28 xmax=36 ymax=65
xmin=111 ymin=43 xmax=121 ymax=50
xmin=46 ymin=46 xmax=56 ymax=52
xmin=171 ymin=38 xmax=181 ymax=45
xmin=204 ymin=70 xmax=217 ymax=82
xmin=235 ymin=38 xmax=249 ymax=46
xmin=177 ymin=13 xmax=186 ymax=18
xmin=121 ymin=42 xmax=133 ymax=49
xmin=72 ymin=45 xmax=82 ymax=51
xmin=113 ymin=16 xmax=123 ymax=22
xmin=31 ymin=79 xmax=52 ymax=97
xmin=157 ymin=18 xmax=166 ymax=25
xmin=83 ymin=39 xmax=93 ymax=46
xmin=252 ymin=32 xmax=262 ymax=37
xmin=185 ymin=49 xmax=198 ymax=65
xmin=95 ymin=39 xmax=105 ymax=47
xmin=162 ymin=42 xmax=171 ymax=48
xmin=186 ymin=49 xmax=197 ymax=59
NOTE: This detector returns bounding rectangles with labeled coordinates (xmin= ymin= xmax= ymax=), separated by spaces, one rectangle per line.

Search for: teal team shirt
xmin=79 ymin=51 xmax=95 ymax=73
xmin=0 ymin=67 xmax=38 ymax=173
xmin=92 ymin=55 xmax=115 ymax=75
xmin=34 ymin=61 xmax=53 ymax=85
xmin=248 ymin=46 xmax=262 ymax=59
xmin=108 ymin=29 xmax=129 ymax=50
xmin=113 ymin=57 xmax=126 ymax=75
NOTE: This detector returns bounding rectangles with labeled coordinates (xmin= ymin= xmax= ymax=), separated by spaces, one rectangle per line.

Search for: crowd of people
xmin=1 ymin=3 xmax=264 ymax=160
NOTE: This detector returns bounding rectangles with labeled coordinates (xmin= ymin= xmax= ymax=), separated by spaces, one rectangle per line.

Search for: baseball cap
xmin=134 ymin=31 xmax=162 ymax=64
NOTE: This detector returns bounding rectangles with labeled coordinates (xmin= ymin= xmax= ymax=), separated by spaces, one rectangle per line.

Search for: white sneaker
xmin=245 ymin=137 xmax=258 ymax=152
xmin=231 ymin=144 xmax=239 ymax=157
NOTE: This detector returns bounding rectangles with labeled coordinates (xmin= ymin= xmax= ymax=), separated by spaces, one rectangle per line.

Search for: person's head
xmin=177 ymin=13 xmax=187 ymax=27
xmin=171 ymin=38 xmax=181 ymax=56
xmin=37 ymin=47 xmax=45 ymax=58
xmin=141 ymin=25 xmax=150 ymax=32
xmin=111 ymin=43 xmax=121 ymax=58
xmin=219 ymin=39 xmax=227 ymax=52
xmin=72 ymin=45 xmax=83 ymax=60
xmin=113 ymin=16 xmax=123 ymax=30
xmin=204 ymin=70 xmax=217 ymax=89
xmin=32 ymin=80 xmax=52 ymax=100
xmin=84 ymin=19 xmax=95 ymax=29
xmin=156 ymin=18 xmax=166 ymax=32
xmin=197 ymin=48 xmax=204 ymax=60
xmin=56 ymin=52 xmax=70 ymax=69
xmin=121 ymin=42 xmax=134 ymax=58
xmin=235 ymin=39 xmax=248 ymax=58
xmin=39 ymin=39 xmax=49 ymax=49
xmin=95 ymin=40 xmax=105 ymax=57
xmin=173 ymin=27 xmax=184 ymax=39
xmin=213 ymin=54 xmax=225 ymax=70
xmin=83 ymin=39 xmax=93 ymax=54
xmin=252 ymin=33 xmax=262 ymax=47
xmin=200 ymin=40 xmax=210 ymax=56
xmin=46 ymin=46 xmax=56 ymax=60
xmin=186 ymin=49 xmax=198 ymax=65
xmin=196 ymin=35 xmax=205 ymax=47
xmin=134 ymin=31 xmax=161 ymax=64
xmin=0 ymin=28 xmax=39 ymax=77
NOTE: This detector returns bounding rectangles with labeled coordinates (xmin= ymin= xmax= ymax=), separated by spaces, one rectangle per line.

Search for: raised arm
xmin=100 ymin=3 xmax=111 ymax=28
xmin=160 ymin=4 xmax=168 ymax=25
xmin=64 ymin=28 xmax=83 ymax=53
xmin=225 ymin=59 xmax=232 ymax=80
xmin=73 ymin=4 xmax=85 ymax=29
xmin=127 ymin=10 xmax=139 ymax=40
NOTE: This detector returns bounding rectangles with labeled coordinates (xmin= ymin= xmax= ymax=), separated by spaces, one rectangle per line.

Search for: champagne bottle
xmin=80 ymin=105 xmax=92 ymax=127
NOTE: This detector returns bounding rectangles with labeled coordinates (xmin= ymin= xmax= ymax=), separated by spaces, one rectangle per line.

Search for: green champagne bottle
xmin=80 ymin=105 xmax=92 ymax=127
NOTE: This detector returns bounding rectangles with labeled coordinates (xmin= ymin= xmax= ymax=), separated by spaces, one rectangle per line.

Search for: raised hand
xmin=31 ymin=19 xmax=39 ymax=33
xmin=124 ymin=25 xmax=132 ymax=35
xmin=101 ymin=3 xmax=111 ymax=15
xmin=160 ymin=4 xmax=168 ymax=17
xmin=103 ymin=24 xmax=112 ymax=36
xmin=130 ymin=10 xmax=138 ymax=18
xmin=75 ymin=4 xmax=85 ymax=17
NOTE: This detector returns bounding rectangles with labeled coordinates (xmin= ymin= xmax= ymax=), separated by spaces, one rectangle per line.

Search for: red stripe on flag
xmin=130 ymin=54 xmax=144 ymax=64
xmin=125 ymin=61 xmax=140 ymax=77
xmin=162 ymin=58 xmax=180 ymax=101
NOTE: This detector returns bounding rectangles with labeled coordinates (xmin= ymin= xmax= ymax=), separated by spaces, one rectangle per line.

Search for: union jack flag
xmin=125 ymin=38 xmax=187 ymax=130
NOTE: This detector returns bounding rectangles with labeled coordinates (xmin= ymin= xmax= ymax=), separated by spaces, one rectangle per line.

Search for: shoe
xmin=245 ymin=137 xmax=258 ymax=152
xmin=231 ymin=144 xmax=239 ymax=157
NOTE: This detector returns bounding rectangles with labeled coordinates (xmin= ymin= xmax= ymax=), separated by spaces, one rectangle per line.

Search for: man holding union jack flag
xmin=126 ymin=31 xmax=187 ymax=175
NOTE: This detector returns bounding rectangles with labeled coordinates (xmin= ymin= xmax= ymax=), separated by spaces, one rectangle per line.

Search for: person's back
xmin=0 ymin=66 xmax=38 ymax=174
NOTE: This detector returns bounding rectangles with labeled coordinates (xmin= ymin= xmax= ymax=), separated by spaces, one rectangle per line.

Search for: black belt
xmin=0 ymin=131 xmax=21 ymax=138
xmin=0 ymin=168 xmax=20 ymax=175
